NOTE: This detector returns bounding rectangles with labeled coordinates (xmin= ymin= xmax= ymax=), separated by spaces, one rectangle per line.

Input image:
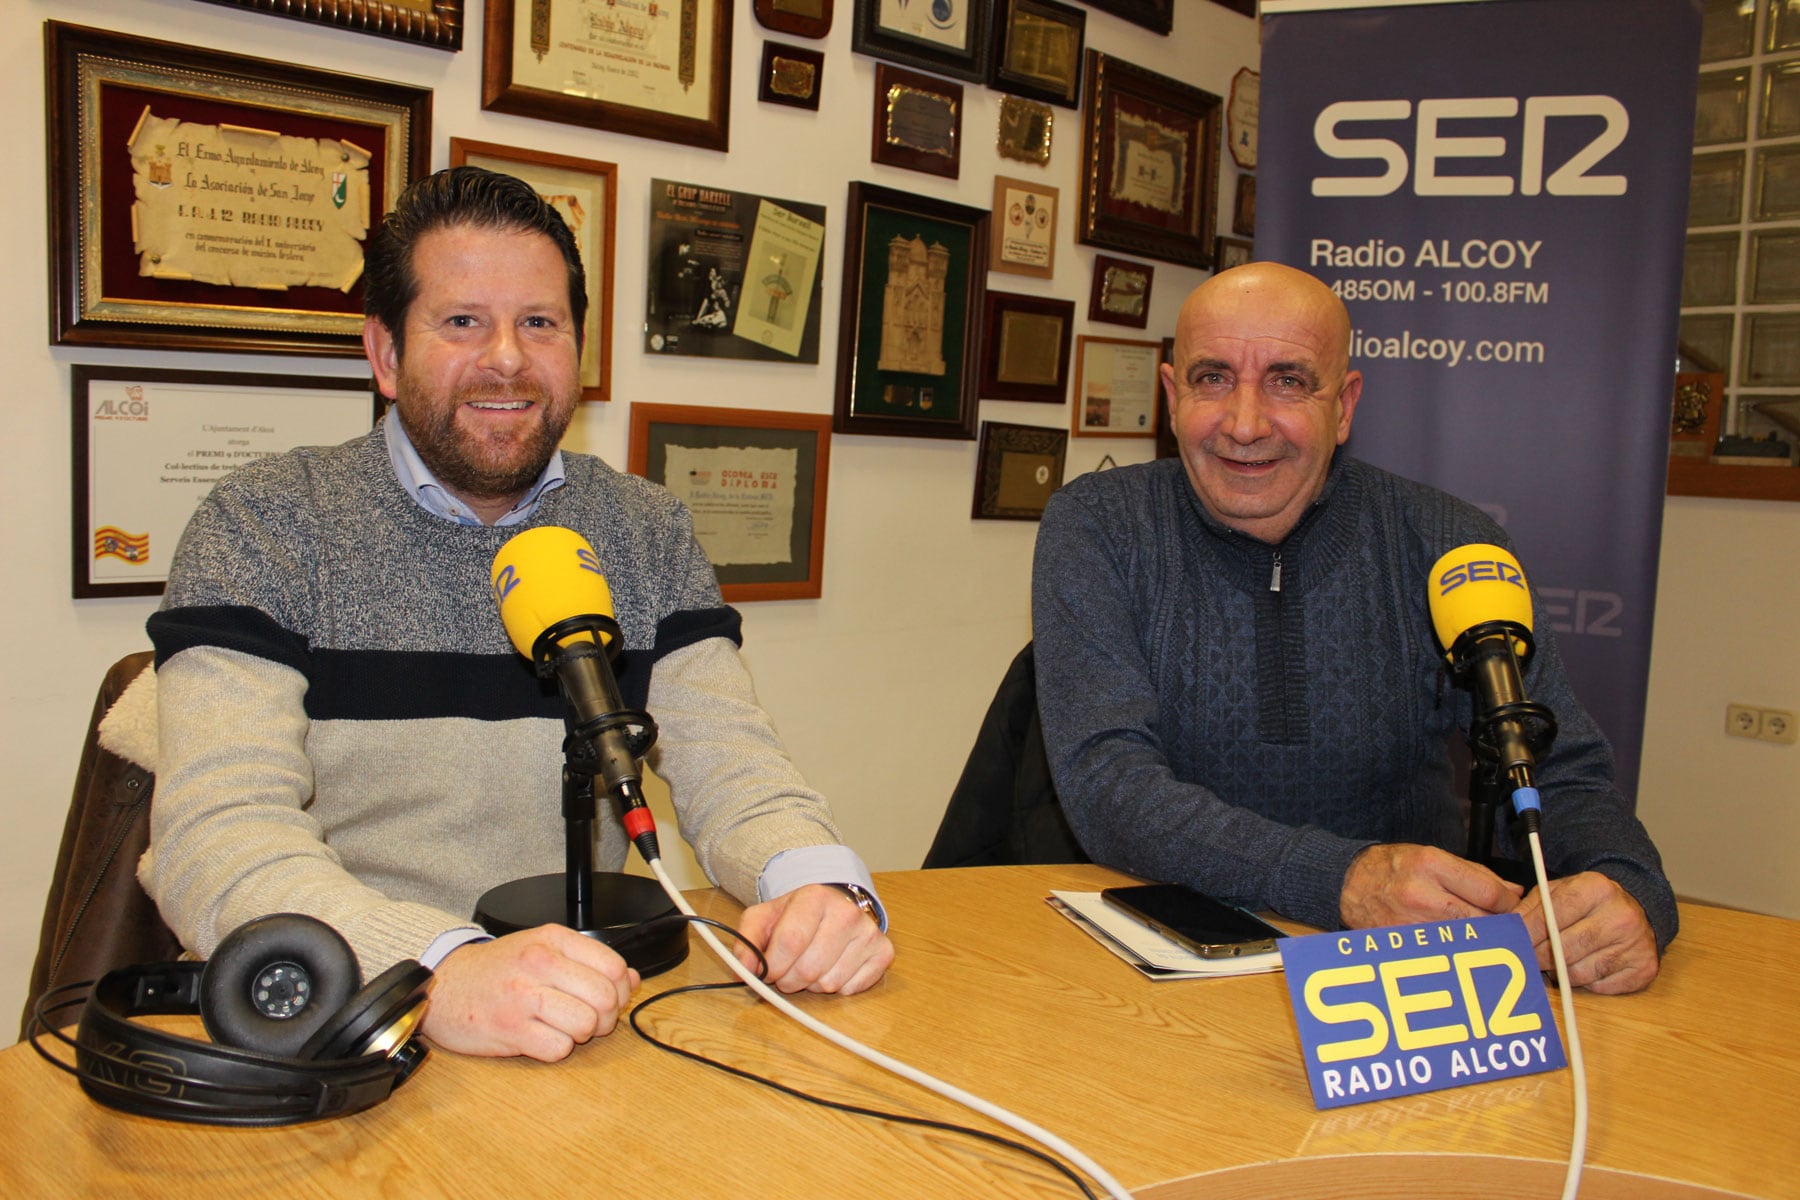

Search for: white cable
xmin=645 ymin=858 xmax=1134 ymax=1200
xmin=1525 ymin=828 xmax=1588 ymax=1200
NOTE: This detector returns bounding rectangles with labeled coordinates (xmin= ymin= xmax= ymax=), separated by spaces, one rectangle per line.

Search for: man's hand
xmin=421 ymin=925 xmax=639 ymax=1061
xmin=1511 ymin=871 xmax=1659 ymax=994
xmin=1340 ymin=843 xmax=1524 ymax=929
xmin=733 ymin=884 xmax=895 ymax=995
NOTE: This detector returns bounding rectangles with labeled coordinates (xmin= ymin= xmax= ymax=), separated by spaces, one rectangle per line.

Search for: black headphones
xmin=31 ymin=913 xmax=432 ymax=1126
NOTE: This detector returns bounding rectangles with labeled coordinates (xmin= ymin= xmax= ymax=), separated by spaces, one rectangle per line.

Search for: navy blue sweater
xmin=1031 ymin=455 xmax=1676 ymax=948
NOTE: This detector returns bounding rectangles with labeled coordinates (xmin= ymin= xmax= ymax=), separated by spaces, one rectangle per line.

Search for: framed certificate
xmin=1078 ymin=50 xmax=1221 ymax=270
xmin=481 ymin=0 xmax=733 ymax=152
xmin=973 ymin=421 xmax=1068 ymax=520
xmin=852 ymin=0 xmax=994 ymax=84
xmin=1073 ymin=335 xmax=1162 ymax=438
xmin=72 ymin=366 xmax=378 ymax=598
xmin=990 ymin=176 xmax=1058 ymax=278
xmin=979 ymin=290 xmax=1073 ymax=404
xmin=450 ymin=139 xmax=616 ymax=402
xmin=628 ymin=403 xmax=832 ymax=602
xmin=834 ymin=182 xmax=989 ymax=440
xmin=44 ymin=22 xmax=431 ymax=356
xmin=193 ymin=0 xmax=466 ymax=48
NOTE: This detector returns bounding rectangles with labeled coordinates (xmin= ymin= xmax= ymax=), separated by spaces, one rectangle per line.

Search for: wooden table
xmin=3 ymin=864 xmax=1795 ymax=1198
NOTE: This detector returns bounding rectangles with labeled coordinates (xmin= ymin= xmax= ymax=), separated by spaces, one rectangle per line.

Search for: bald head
xmin=1160 ymin=262 xmax=1362 ymax=543
xmin=1175 ymin=262 xmax=1354 ymax=379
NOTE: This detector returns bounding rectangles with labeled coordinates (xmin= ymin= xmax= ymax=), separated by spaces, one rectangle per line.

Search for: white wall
xmin=0 ymin=0 xmax=1257 ymax=1022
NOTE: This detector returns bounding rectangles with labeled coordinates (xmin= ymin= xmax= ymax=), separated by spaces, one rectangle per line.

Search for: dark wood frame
xmin=482 ymin=0 xmax=733 ymax=152
xmin=1088 ymin=254 xmax=1154 ymax=329
xmin=989 ymin=0 xmax=1085 ymax=109
xmin=990 ymin=176 xmax=1058 ymax=278
xmin=1072 ymin=333 xmax=1163 ymax=438
xmin=872 ymin=64 xmax=964 ymax=180
xmin=834 ymin=181 xmax=989 ymax=440
xmin=1082 ymin=0 xmax=1172 ymax=35
xmin=753 ymin=0 xmax=833 ymax=39
xmin=972 ymin=421 xmax=1068 ymax=520
xmin=1214 ymin=234 xmax=1254 ymax=271
xmin=193 ymin=0 xmax=465 ymax=49
xmin=1077 ymin=50 xmax=1221 ymax=270
xmin=1233 ymin=174 xmax=1257 ymax=237
xmin=759 ymin=42 xmax=826 ymax=110
xmin=627 ymin=403 xmax=832 ymax=602
xmin=448 ymin=139 xmax=616 ymax=403
xmin=72 ymin=365 xmax=378 ymax=598
xmin=979 ymin=290 xmax=1074 ymax=403
xmin=44 ymin=22 xmax=431 ymax=356
xmin=851 ymin=0 xmax=994 ymax=84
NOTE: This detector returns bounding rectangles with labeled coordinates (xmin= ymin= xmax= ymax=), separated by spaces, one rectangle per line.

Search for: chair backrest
xmin=19 ymin=652 xmax=183 ymax=1040
xmin=923 ymin=642 xmax=1089 ymax=869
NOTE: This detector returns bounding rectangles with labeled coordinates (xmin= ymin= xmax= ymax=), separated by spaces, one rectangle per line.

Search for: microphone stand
xmin=473 ymin=617 xmax=689 ymax=977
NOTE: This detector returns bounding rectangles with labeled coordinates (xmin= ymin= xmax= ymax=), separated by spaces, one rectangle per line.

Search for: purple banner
xmin=1258 ymin=0 xmax=1702 ymax=799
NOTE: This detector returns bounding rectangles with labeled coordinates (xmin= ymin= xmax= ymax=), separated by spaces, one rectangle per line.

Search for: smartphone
xmin=1099 ymin=883 xmax=1285 ymax=958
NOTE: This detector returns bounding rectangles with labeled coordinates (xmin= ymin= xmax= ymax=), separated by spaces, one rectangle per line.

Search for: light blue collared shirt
xmin=382 ymin=411 xmax=566 ymax=527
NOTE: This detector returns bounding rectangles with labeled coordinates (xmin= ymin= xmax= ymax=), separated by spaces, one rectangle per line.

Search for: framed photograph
xmin=1214 ymin=234 xmax=1254 ymax=271
xmin=990 ymin=0 xmax=1085 ymax=109
xmin=979 ymin=290 xmax=1074 ymax=403
xmin=449 ymin=140 xmax=616 ymax=403
xmin=1234 ymin=174 xmax=1257 ymax=237
xmin=997 ymin=95 xmax=1056 ymax=166
xmin=1077 ymin=50 xmax=1222 ymax=269
xmin=44 ymin=22 xmax=431 ymax=356
xmin=481 ymin=0 xmax=732 ymax=152
xmin=973 ymin=421 xmax=1068 ymax=520
xmin=193 ymin=0 xmax=465 ymax=49
xmin=990 ymin=176 xmax=1058 ymax=278
xmin=760 ymin=42 xmax=826 ymax=110
xmin=72 ymin=365 xmax=378 ymax=598
xmin=1083 ymin=0 xmax=1173 ymax=35
xmin=851 ymin=0 xmax=994 ymax=84
xmin=834 ymin=181 xmax=989 ymax=440
xmin=872 ymin=65 xmax=963 ymax=180
xmin=645 ymin=180 xmax=827 ymax=364
xmin=1088 ymin=255 xmax=1154 ymax=328
xmin=754 ymin=0 xmax=833 ymax=39
xmin=628 ymin=403 xmax=831 ymax=602
xmin=1073 ymin=335 xmax=1162 ymax=437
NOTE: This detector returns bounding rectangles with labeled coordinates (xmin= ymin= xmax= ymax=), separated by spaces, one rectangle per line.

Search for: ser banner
xmin=1258 ymin=0 xmax=1702 ymax=800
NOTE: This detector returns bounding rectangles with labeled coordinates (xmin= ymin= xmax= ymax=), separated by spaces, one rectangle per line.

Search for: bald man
xmin=1030 ymin=263 xmax=1672 ymax=994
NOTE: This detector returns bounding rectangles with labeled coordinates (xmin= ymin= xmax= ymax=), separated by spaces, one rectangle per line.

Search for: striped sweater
xmin=140 ymin=424 xmax=845 ymax=974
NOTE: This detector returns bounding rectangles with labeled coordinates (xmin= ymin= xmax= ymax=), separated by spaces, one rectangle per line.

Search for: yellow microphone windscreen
xmin=1427 ymin=543 xmax=1533 ymax=654
xmin=490 ymin=526 xmax=616 ymax=658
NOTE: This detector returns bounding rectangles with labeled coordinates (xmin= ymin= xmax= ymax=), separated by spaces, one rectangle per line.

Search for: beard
xmin=394 ymin=377 xmax=576 ymax=505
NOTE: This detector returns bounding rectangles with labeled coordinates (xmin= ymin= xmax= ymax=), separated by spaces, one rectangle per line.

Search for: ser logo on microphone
xmin=491 ymin=563 xmax=520 ymax=608
xmin=576 ymin=547 xmax=605 ymax=577
xmin=1436 ymin=559 xmax=1525 ymax=596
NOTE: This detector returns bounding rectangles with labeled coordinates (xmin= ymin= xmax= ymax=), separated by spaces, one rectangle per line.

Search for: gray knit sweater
xmin=141 ymin=425 xmax=846 ymax=973
xmin=1031 ymin=454 xmax=1676 ymax=948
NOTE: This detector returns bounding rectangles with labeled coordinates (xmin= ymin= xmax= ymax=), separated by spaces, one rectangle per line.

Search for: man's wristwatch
xmin=826 ymin=882 xmax=879 ymax=923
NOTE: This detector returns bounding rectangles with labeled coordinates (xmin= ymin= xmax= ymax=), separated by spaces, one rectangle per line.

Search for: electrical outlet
xmin=1727 ymin=704 xmax=1762 ymax=738
xmin=1759 ymin=708 xmax=1798 ymax=745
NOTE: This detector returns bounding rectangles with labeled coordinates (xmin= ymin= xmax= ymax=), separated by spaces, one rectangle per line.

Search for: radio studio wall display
xmin=851 ymin=0 xmax=994 ymax=84
xmin=482 ymin=0 xmax=734 ymax=152
xmin=43 ymin=22 xmax=431 ymax=356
